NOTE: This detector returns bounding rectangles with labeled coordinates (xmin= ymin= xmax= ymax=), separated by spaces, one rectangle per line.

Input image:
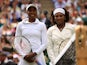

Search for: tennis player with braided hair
xmin=14 ymin=4 xmax=47 ymax=65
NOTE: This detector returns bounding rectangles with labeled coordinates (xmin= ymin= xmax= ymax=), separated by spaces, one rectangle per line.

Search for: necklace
xmin=57 ymin=23 xmax=65 ymax=31
xmin=59 ymin=28 xmax=63 ymax=31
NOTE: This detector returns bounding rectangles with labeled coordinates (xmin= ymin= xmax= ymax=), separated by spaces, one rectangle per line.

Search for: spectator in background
xmin=0 ymin=24 xmax=12 ymax=36
xmin=40 ymin=10 xmax=52 ymax=29
xmin=13 ymin=54 xmax=19 ymax=65
xmin=21 ymin=0 xmax=32 ymax=20
xmin=68 ymin=16 xmax=75 ymax=24
xmin=79 ymin=2 xmax=87 ymax=18
xmin=81 ymin=1 xmax=87 ymax=25
xmin=0 ymin=12 xmax=9 ymax=26
xmin=3 ymin=54 xmax=17 ymax=65
xmin=9 ymin=0 xmax=22 ymax=23
xmin=47 ymin=8 xmax=76 ymax=65
xmin=0 ymin=52 xmax=7 ymax=65
xmin=33 ymin=0 xmax=41 ymax=17
xmin=82 ymin=16 xmax=87 ymax=25
xmin=75 ymin=17 xmax=84 ymax=25
xmin=21 ymin=0 xmax=32 ymax=11
xmin=53 ymin=0 xmax=66 ymax=8
xmin=72 ymin=10 xmax=83 ymax=24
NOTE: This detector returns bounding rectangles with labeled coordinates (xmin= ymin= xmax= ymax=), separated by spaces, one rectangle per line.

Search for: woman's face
xmin=54 ymin=12 xmax=65 ymax=25
xmin=27 ymin=7 xmax=37 ymax=19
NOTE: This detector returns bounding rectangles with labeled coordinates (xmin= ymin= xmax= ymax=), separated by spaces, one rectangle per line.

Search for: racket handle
xmin=35 ymin=60 xmax=41 ymax=65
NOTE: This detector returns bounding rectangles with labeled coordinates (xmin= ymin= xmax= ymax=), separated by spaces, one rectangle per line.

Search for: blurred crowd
xmin=0 ymin=0 xmax=87 ymax=65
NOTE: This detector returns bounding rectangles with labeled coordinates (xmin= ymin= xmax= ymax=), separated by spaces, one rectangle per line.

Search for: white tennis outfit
xmin=47 ymin=23 xmax=75 ymax=65
xmin=14 ymin=18 xmax=47 ymax=65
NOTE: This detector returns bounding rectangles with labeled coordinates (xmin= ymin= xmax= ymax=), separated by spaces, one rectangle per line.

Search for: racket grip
xmin=35 ymin=60 xmax=41 ymax=65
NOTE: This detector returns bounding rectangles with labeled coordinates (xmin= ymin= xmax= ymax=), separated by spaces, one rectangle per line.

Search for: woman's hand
xmin=24 ymin=52 xmax=37 ymax=63
xmin=25 ymin=58 xmax=35 ymax=63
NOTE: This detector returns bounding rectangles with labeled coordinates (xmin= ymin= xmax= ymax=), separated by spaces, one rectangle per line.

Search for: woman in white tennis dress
xmin=47 ymin=8 xmax=76 ymax=65
xmin=14 ymin=4 xmax=47 ymax=65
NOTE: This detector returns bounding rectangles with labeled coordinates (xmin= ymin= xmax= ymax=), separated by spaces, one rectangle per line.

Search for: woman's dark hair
xmin=50 ymin=10 xmax=55 ymax=25
xmin=51 ymin=8 xmax=70 ymax=25
xmin=63 ymin=8 xmax=69 ymax=22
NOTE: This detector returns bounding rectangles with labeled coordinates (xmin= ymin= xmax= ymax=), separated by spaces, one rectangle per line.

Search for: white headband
xmin=53 ymin=8 xmax=65 ymax=15
xmin=26 ymin=4 xmax=37 ymax=11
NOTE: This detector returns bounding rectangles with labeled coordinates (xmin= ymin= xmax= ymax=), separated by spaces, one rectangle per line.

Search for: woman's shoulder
xmin=16 ymin=22 xmax=23 ymax=27
xmin=36 ymin=18 xmax=44 ymax=25
xmin=17 ymin=18 xmax=28 ymax=25
xmin=47 ymin=25 xmax=56 ymax=32
xmin=66 ymin=23 xmax=76 ymax=29
xmin=66 ymin=23 xmax=77 ymax=34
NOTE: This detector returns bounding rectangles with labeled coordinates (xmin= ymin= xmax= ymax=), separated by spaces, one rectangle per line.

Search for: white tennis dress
xmin=14 ymin=18 xmax=47 ymax=65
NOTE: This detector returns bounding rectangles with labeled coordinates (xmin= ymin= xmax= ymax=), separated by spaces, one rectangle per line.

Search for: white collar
xmin=54 ymin=23 xmax=70 ymax=29
xmin=22 ymin=18 xmax=39 ymax=24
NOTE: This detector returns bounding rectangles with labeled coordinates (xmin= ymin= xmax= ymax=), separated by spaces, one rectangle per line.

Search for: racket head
xmin=14 ymin=36 xmax=31 ymax=55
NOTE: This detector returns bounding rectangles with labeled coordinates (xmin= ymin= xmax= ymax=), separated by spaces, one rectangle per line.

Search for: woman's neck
xmin=57 ymin=23 xmax=65 ymax=30
xmin=29 ymin=18 xmax=36 ymax=23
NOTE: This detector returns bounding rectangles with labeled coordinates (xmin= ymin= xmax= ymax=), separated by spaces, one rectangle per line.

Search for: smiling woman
xmin=14 ymin=4 xmax=47 ymax=65
xmin=47 ymin=8 xmax=76 ymax=65
xmin=26 ymin=4 xmax=38 ymax=22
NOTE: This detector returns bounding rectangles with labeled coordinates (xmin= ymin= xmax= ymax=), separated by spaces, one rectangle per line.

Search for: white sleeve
xmin=14 ymin=23 xmax=24 ymax=56
xmin=47 ymin=29 xmax=56 ymax=64
xmin=35 ymin=23 xmax=47 ymax=54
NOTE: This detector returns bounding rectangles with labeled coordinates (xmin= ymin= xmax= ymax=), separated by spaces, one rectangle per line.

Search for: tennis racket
xmin=54 ymin=34 xmax=75 ymax=65
xmin=14 ymin=36 xmax=41 ymax=65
